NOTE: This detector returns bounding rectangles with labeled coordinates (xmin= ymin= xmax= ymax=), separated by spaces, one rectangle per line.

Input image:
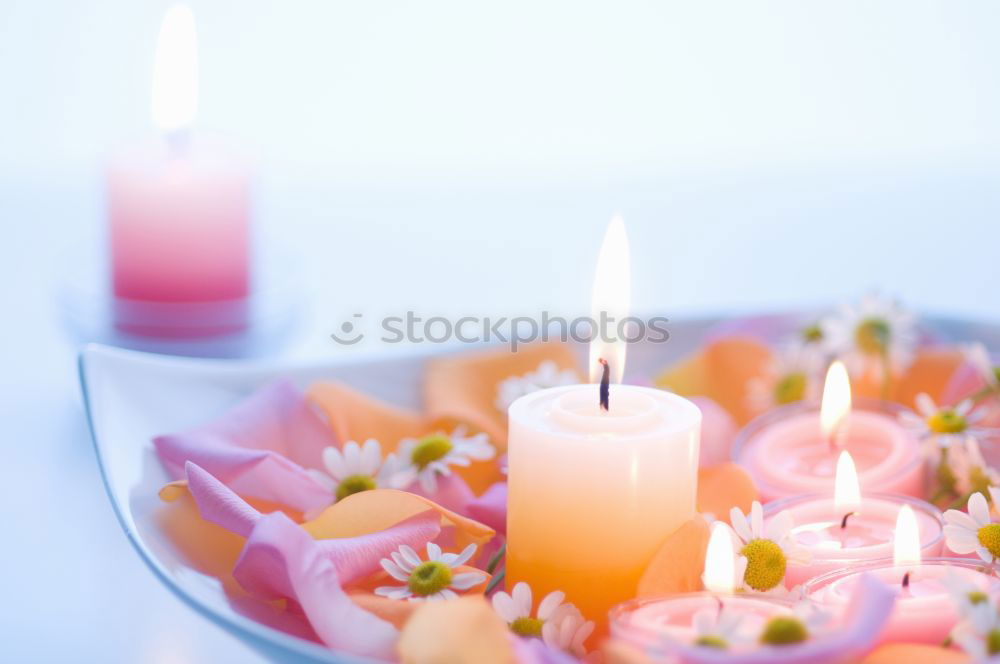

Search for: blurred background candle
xmin=805 ymin=507 xmax=1000 ymax=645
xmin=765 ymin=451 xmax=943 ymax=587
xmin=734 ymin=361 xmax=924 ymax=502
xmin=107 ymin=4 xmax=250 ymax=338
xmin=507 ymin=218 xmax=701 ymax=632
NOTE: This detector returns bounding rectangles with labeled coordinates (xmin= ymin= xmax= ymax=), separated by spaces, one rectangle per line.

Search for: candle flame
xmin=152 ymin=4 xmax=199 ymax=132
xmin=703 ymin=522 xmax=737 ymax=594
xmin=588 ymin=215 xmax=630 ymax=383
xmin=820 ymin=361 xmax=851 ymax=443
xmin=893 ymin=504 xmax=921 ymax=567
xmin=833 ymin=450 xmax=861 ymax=513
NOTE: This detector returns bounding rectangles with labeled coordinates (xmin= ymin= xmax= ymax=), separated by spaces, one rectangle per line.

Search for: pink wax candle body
xmin=108 ymin=135 xmax=251 ymax=338
xmin=805 ymin=559 xmax=1000 ymax=645
xmin=764 ymin=494 xmax=943 ymax=587
xmin=609 ymin=594 xmax=793 ymax=654
xmin=733 ymin=400 xmax=924 ymax=503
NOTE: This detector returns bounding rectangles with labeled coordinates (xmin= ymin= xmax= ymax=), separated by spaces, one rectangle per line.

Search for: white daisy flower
xmin=689 ymin=604 xmax=750 ymax=650
xmin=758 ymin=600 xmax=833 ymax=645
xmin=728 ymin=502 xmax=811 ymax=595
xmin=495 ymin=361 xmax=578 ymax=411
xmin=374 ymin=542 xmax=486 ymax=601
xmin=948 ymin=437 xmax=1000 ymax=499
xmin=395 ymin=426 xmax=496 ymax=493
xmin=746 ymin=342 xmax=825 ymax=414
xmin=306 ymin=439 xmax=403 ymax=502
xmin=493 ymin=582 xmax=594 ymax=656
xmin=952 ymin=600 xmax=1000 ymax=661
xmin=899 ymin=393 xmax=981 ymax=462
xmin=943 ymin=491 xmax=1000 ymax=565
xmin=820 ymin=294 xmax=917 ymax=376
xmin=944 ymin=567 xmax=994 ymax=620
xmin=965 ymin=343 xmax=1000 ymax=392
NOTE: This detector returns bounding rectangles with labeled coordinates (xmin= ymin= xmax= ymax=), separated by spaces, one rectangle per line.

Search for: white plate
xmin=78 ymin=314 xmax=991 ymax=662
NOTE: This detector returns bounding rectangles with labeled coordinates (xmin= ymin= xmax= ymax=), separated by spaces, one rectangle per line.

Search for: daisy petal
xmin=969 ymin=492 xmax=992 ymax=526
xmin=537 ymin=590 xmax=566 ymax=621
xmin=451 ymin=572 xmax=487 ymax=590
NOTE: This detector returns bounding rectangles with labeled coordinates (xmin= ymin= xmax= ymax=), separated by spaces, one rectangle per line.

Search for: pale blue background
xmin=2 ymin=1 xmax=1000 ymax=661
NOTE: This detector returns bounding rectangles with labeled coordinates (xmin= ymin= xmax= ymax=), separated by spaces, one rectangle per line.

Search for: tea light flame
xmin=588 ymin=215 xmax=630 ymax=384
xmin=703 ymin=522 xmax=737 ymax=594
xmin=820 ymin=360 xmax=851 ymax=444
xmin=152 ymin=4 xmax=199 ymax=132
xmin=893 ymin=504 xmax=921 ymax=567
xmin=834 ymin=450 xmax=862 ymax=514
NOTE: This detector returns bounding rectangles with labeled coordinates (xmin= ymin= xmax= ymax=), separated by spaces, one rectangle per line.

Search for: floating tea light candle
xmin=507 ymin=217 xmax=701 ymax=632
xmin=764 ymin=450 xmax=943 ymax=587
xmin=804 ymin=505 xmax=1000 ymax=645
xmin=734 ymin=361 xmax=924 ymax=502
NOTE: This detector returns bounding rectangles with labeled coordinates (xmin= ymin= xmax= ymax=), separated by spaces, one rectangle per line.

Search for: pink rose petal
xmin=467 ymin=482 xmax=507 ymax=535
xmin=154 ymin=381 xmax=335 ymax=512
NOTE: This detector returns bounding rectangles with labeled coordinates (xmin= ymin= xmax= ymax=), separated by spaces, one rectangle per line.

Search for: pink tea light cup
xmin=733 ymin=399 xmax=924 ymax=503
xmin=764 ymin=493 xmax=944 ymax=588
xmin=804 ymin=558 xmax=1000 ymax=646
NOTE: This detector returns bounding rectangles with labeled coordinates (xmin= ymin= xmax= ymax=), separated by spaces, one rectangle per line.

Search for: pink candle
xmin=805 ymin=559 xmax=1000 ymax=645
xmin=734 ymin=400 xmax=923 ymax=502
xmin=108 ymin=6 xmax=250 ymax=339
xmin=765 ymin=493 xmax=943 ymax=587
xmin=609 ymin=594 xmax=793 ymax=652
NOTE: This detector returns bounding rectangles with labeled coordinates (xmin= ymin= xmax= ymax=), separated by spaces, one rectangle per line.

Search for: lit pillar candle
xmin=108 ymin=5 xmax=250 ymax=338
xmin=734 ymin=361 xmax=924 ymax=502
xmin=804 ymin=506 xmax=1000 ymax=645
xmin=764 ymin=450 xmax=943 ymax=587
xmin=506 ymin=217 xmax=701 ymax=631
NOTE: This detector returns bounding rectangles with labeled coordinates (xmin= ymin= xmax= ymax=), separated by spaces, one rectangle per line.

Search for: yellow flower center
xmin=335 ymin=474 xmax=376 ymax=501
xmin=854 ymin=317 xmax=891 ymax=355
xmin=510 ymin=617 xmax=544 ymax=638
xmin=978 ymin=524 xmax=1000 ymax=559
xmin=969 ymin=591 xmax=989 ymax=605
xmin=927 ymin=409 xmax=967 ymax=434
xmin=741 ymin=539 xmax=787 ymax=592
xmin=411 ymin=435 xmax=453 ymax=470
xmin=407 ymin=561 xmax=453 ymax=596
xmin=801 ymin=324 xmax=824 ymax=343
xmin=694 ymin=635 xmax=728 ymax=649
xmin=989 ymin=628 xmax=1000 ymax=655
xmin=760 ymin=616 xmax=808 ymax=645
xmin=774 ymin=372 xmax=807 ymax=405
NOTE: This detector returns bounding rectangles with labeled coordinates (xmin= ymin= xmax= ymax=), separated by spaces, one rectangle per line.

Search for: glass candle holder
xmin=733 ymin=398 xmax=924 ymax=503
xmin=763 ymin=493 xmax=943 ymax=587
xmin=803 ymin=557 xmax=1000 ymax=646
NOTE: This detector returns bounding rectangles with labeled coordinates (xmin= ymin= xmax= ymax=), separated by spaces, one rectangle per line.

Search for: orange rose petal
xmin=656 ymin=338 xmax=772 ymax=425
xmin=894 ymin=347 xmax=966 ymax=408
xmin=424 ymin=342 xmax=582 ymax=452
xmin=302 ymin=488 xmax=495 ymax=550
xmin=697 ymin=463 xmax=757 ymax=521
xmin=603 ymin=639 xmax=653 ymax=664
xmin=307 ymin=381 xmax=426 ymax=454
xmin=397 ymin=595 xmax=515 ymax=664
xmin=861 ymin=643 xmax=970 ymax=664
xmin=636 ymin=517 xmax=710 ymax=597
xmin=349 ymin=593 xmax=417 ymax=629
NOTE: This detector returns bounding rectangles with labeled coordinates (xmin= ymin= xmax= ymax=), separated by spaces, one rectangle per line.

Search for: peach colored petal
xmin=861 ymin=643 xmax=970 ymax=664
xmin=424 ymin=342 xmax=582 ymax=452
xmin=397 ymin=595 xmax=516 ymax=664
xmin=697 ymin=463 xmax=757 ymax=521
xmin=636 ymin=517 xmax=710 ymax=597
xmin=656 ymin=338 xmax=772 ymax=425
xmin=301 ymin=488 xmax=495 ymax=551
xmin=894 ymin=347 xmax=966 ymax=409
xmin=307 ymin=381 xmax=426 ymax=455
xmin=349 ymin=593 xmax=417 ymax=629
xmin=691 ymin=397 xmax=738 ymax=468
xmin=603 ymin=639 xmax=654 ymax=664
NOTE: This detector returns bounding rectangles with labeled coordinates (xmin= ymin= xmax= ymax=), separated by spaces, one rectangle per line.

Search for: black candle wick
xmin=840 ymin=512 xmax=855 ymax=529
xmin=902 ymin=572 xmax=910 ymax=589
xmin=598 ymin=358 xmax=610 ymax=412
